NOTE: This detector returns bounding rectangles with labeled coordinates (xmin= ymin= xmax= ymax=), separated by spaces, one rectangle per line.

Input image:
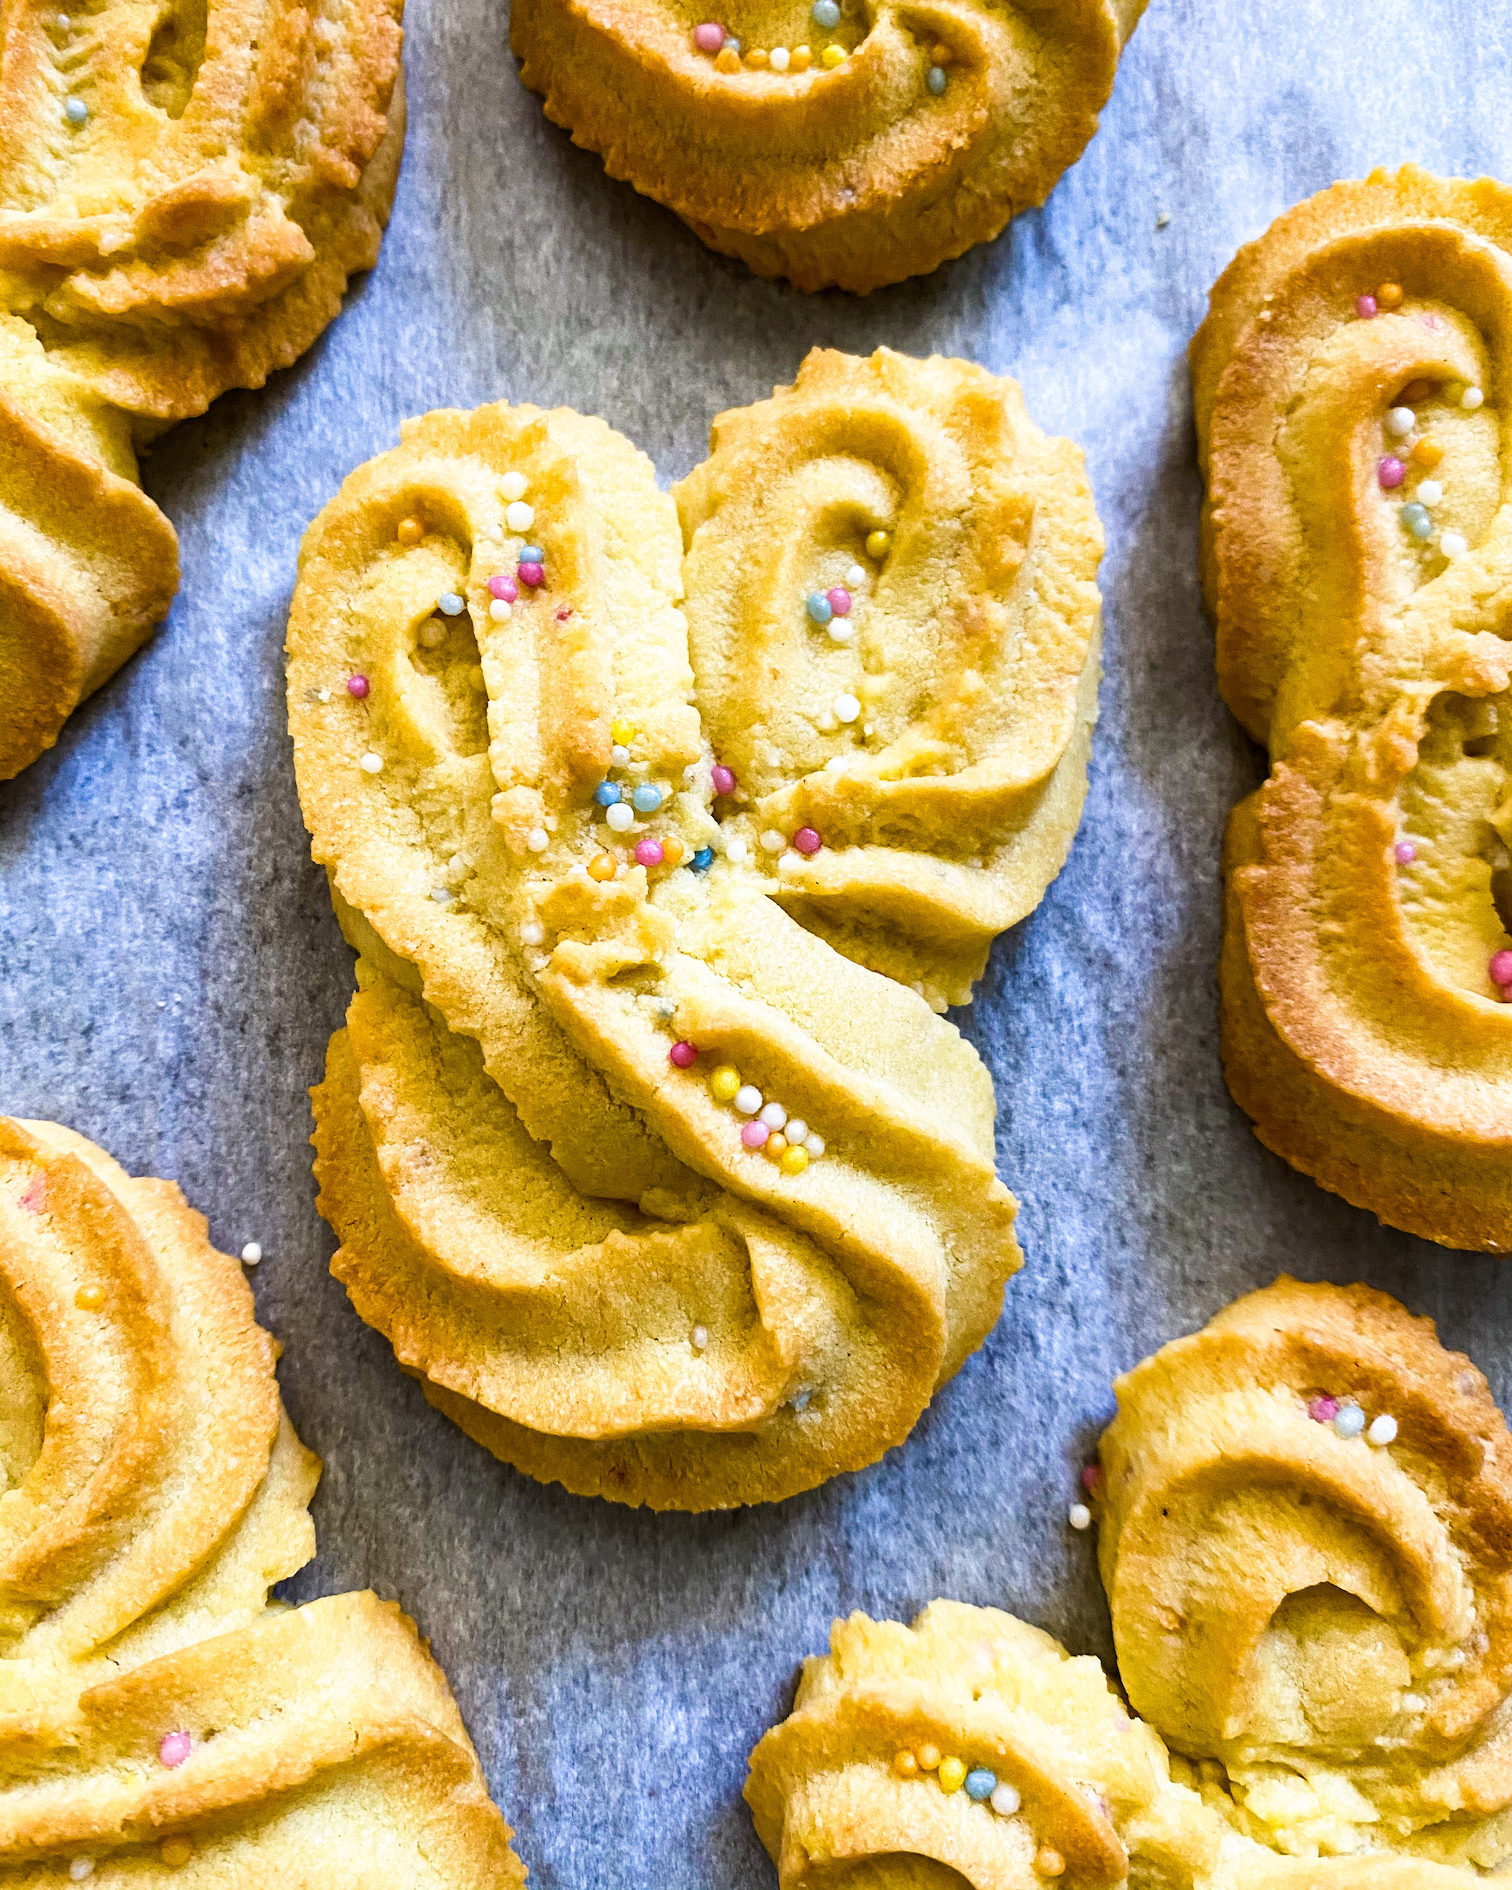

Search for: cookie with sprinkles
xmin=0 ymin=0 xmax=406 ymax=782
xmin=0 ymin=1116 xmax=523 ymax=1884
xmin=510 ymin=0 xmax=1147 ymax=292
xmin=1194 ymin=166 xmax=1512 ymax=1250
xmin=287 ymin=348 xmax=1101 ymax=1508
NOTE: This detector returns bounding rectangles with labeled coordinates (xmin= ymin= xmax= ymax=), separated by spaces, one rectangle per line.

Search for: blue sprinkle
xmin=1334 ymin=1402 xmax=1366 ymax=1439
xmin=64 ymin=96 xmax=88 ymax=125
xmin=593 ymin=780 xmax=621 ymax=806
xmin=806 ymin=591 xmax=833 ymax=626
xmin=437 ymin=591 xmax=465 ymax=615
xmin=964 ymin=1769 xmax=997 ymax=1802
xmin=1400 ymin=503 xmax=1433 ymax=541
xmin=690 ymin=846 xmax=714 ymax=872
xmin=722 ymin=34 xmax=740 ymax=50
xmin=811 ymin=0 xmax=840 ymax=24
xmin=927 ymin=64 xmax=947 ymax=94
xmin=631 ymin=782 xmax=664 ymax=814
xmin=518 ymin=545 xmax=545 ymax=564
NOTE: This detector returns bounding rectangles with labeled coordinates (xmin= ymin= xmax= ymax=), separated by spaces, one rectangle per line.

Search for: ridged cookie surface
xmin=0 ymin=0 xmax=405 ymax=780
xmin=1193 ymin=167 xmax=1512 ymax=1250
xmin=288 ymin=348 xmax=1104 ymax=1509
xmin=0 ymin=1116 xmax=523 ymax=1884
xmin=511 ymin=0 xmax=1146 ymax=293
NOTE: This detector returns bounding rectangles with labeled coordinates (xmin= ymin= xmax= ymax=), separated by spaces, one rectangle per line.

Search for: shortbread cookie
xmin=1193 ymin=168 xmax=1512 ymax=1250
xmin=0 ymin=1116 xmax=523 ymax=1883
xmin=0 ymin=0 xmax=405 ymax=781
xmin=511 ymin=0 xmax=1146 ymax=293
xmin=288 ymin=349 xmax=1103 ymax=1508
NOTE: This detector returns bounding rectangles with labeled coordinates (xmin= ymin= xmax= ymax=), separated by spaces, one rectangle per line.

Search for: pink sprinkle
xmin=1491 ymin=950 xmax=1512 ymax=988
xmin=634 ymin=838 xmax=665 ymax=868
xmin=1308 ymin=1396 xmax=1339 ymax=1423
xmin=18 ymin=1176 xmax=45 ymax=1213
xmin=487 ymin=574 xmax=518 ymax=602
xmin=793 ymin=827 xmax=822 ymax=856
xmin=346 ymin=674 xmax=369 ymax=698
xmin=556 ymin=606 xmax=573 ymax=622
xmin=693 ymin=20 xmax=724 ymax=50
xmin=1080 ymin=1464 xmax=1102 ymax=1495
xmin=825 ymin=587 xmax=852 ymax=617
xmin=158 ymin=1732 xmax=192 ymax=1768
xmin=668 ymin=1040 xmax=698 ymax=1069
xmin=711 ymin=764 xmax=737 ymax=797
xmin=1378 ymin=457 xmax=1406 ymax=491
xmin=1394 ymin=840 xmax=1417 ymax=865
xmin=1422 ymin=313 xmax=1444 ymax=330
xmin=518 ymin=562 xmax=545 ymax=588
xmin=1356 ymin=294 xmax=1378 ymax=319
xmin=741 ymin=1119 xmax=769 ymax=1150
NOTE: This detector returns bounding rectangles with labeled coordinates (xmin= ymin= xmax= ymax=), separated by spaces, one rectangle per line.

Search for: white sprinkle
xmin=725 ymin=836 xmax=750 ymax=864
xmin=655 ymin=999 xmax=676 ymax=1021
xmin=1441 ymin=531 xmax=1469 ymax=558
xmin=489 ymin=598 xmax=512 ymax=622
xmin=70 ymin=1862 xmax=94 ymax=1883
xmin=506 ymin=500 xmax=535 ymax=532
xmin=785 ymin=1118 xmax=808 ymax=1146
xmin=803 ymin=1132 xmax=825 ymax=1159
xmin=827 ymin=619 xmax=856 ymax=644
xmin=501 ymin=471 xmax=528 ymax=502
xmin=359 ymin=751 xmax=384 ymax=774
xmin=521 ymin=921 xmax=545 ymax=946
xmin=430 ymin=887 xmax=455 ymax=903
xmin=778 ymin=850 xmax=801 ymax=872
xmin=1334 ymin=1402 xmax=1366 ymax=1439
xmin=611 ymin=744 xmax=630 ymax=767
xmin=760 ymin=829 xmax=785 ymax=854
xmin=1417 ymin=479 xmax=1444 ymax=507
xmin=734 ymin=1085 xmax=763 ymax=1116
xmin=691 ymin=1325 xmax=709 ymax=1350
xmin=1401 ymin=1692 xmax=1427 ymax=1714
xmin=1367 ymin=1413 xmax=1398 ymax=1446
xmin=1387 ymin=406 xmax=1416 ymax=437
xmin=1068 ymin=1503 xmax=1092 ymax=1531
xmin=759 ymin=1101 xmax=788 ymax=1131
xmin=990 ymin=1782 xmax=1020 ymax=1816
xmin=769 ymin=43 xmax=790 ymax=68
xmin=606 ymin=802 xmax=635 ymax=832
xmin=791 ymin=1387 xmax=812 ymax=1413
xmin=315 ymin=686 xmax=331 ymax=703
xmin=526 ymin=827 xmax=550 ymax=852
xmin=1463 ymin=386 xmax=1485 ymax=410
xmin=1155 ymin=210 xmax=1171 ymax=229
xmin=419 ymin=618 xmax=448 ymax=648
xmin=844 ymin=563 xmax=866 ymax=587
xmin=240 ymin=1242 xmax=262 ymax=1265
xmin=833 ymin=693 xmax=861 ymax=724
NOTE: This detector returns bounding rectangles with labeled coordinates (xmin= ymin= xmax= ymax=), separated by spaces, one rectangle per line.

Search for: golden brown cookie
xmin=287 ymin=349 xmax=1104 ymax=1509
xmin=0 ymin=1116 xmax=523 ymax=1884
xmin=1192 ymin=167 xmax=1512 ymax=1251
xmin=0 ymin=0 xmax=406 ymax=781
xmin=511 ymin=0 xmax=1146 ymax=293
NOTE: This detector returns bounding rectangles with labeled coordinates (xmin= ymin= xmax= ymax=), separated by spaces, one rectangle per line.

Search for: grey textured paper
xmin=4 ymin=2 xmax=1512 ymax=1881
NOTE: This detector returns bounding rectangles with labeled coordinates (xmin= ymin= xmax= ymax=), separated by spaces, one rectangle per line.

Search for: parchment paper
xmin=4 ymin=2 xmax=1512 ymax=1880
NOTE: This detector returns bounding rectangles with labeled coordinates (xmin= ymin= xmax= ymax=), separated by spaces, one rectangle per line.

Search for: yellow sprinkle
xmin=396 ymin=516 xmax=424 ymax=545
xmin=893 ymin=1749 xmax=918 ymax=1777
xmin=938 ymin=1756 xmax=966 ymax=1793
xmin=715 ymin=45 xmax=740 ymax=70
xmin=1035 ymin=1849 xmax=1065 ymax=1879
xmin=763 ymin=1133 xmax=789 ymax=1163
xmin=160 ymin=1837 xmax=194 ymax=1868
xmin=74 ymin=1284 xmax=106 ymax=1311
xmin=821 ymin=41 xmax=845 ymax=65
xmin=865 ymin=529 xmax=891 ymax=560
xmin=917 ymin=1744 xmax=941 ymax=1772
xmin=780 ymin=1144 xmax=809 ymax=1176
xmin=610 ymin=719 xmax=636 ymax=745
xmin=791 ymin=43 xmax=812 ymax=68
xmin=745 ymin=45 xmax=767 ymax=65
xmin=709 ymin=1065 xmax=742 ymax=1103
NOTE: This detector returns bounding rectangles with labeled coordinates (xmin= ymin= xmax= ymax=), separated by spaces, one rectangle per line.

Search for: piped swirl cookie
xmin=510 ymin=0 xmax=1147 ymax=293
xmin=288 ymin=347 xmax=1103 ymax=1510
xmin=0 ymin=0 xmax=405 ymax=781
xmin=1193 ymin=168 xmax=1512 ymax=1250
xmin=749 ymin=1280 xmax=1512 ymax=1886
xmin=0 ymin=1116 xmax=523 ymax=1884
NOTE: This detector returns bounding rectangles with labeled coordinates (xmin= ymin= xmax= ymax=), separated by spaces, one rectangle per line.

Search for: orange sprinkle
xmin=1401 ymin=377 xmax=1438 ymax=404
xmin=715 ymin=45 xmax=740 ymax=71
xmin=160 ymin=1837 xmax=194 ymax=1868
xmin=661 ymin=835 xmax=686 ymax=867
xmin=1375 ymin=282 xmax=1404 ymax=311
xmin=917 ymin=1744 xmax=941 ymax=1772
xmin=74 ymin=1284 xmax=106 ymax=1311
xmin=588 ymin=853 xmax=616 ymax=882
xmin=763 ymin=1133 xmax=789 ymax=1163
xmin=1035 ymin=1849 xmax=1065 ymax=1879
xmin=396 ymin=516 xmax=424 ymax=545
xmin=745 ymin=45 xmax=767 ymax=65
xmin=893 ymin=1749 xmax=918 ymax=1777
xmin=1411 ymin=437 xmax=1445 ymax=469
xmin=790 ymin=43 xmax=812 ymax=68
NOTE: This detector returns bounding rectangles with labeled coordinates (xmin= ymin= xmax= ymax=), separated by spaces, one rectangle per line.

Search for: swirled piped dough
xmin=511 ymin=0 xmax=1146 ymax=292
xmin=288 ymin=348 xmax=1104 ymax=1509
xmin=0 ymin=0 xmax=405 ymax=780
xmin=1194 ymin=167 xmax=1512 ymax=1250
xmin=0 ymin=1116 xmax=523 ymax=1884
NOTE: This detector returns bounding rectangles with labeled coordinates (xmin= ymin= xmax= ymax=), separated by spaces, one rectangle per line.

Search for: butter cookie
xmin=0 ymin=0 xmax=405 ymax=781
xmin=1194 ymin=167 xmax=1512 ymax=1250
xmin=287 ymin=348 xmax=1103 ymax=1508
xmin=0 ymin=1116 xmax=523 ymax=1883
xmin=511 ymin=0 xmax=1147 ymax=292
